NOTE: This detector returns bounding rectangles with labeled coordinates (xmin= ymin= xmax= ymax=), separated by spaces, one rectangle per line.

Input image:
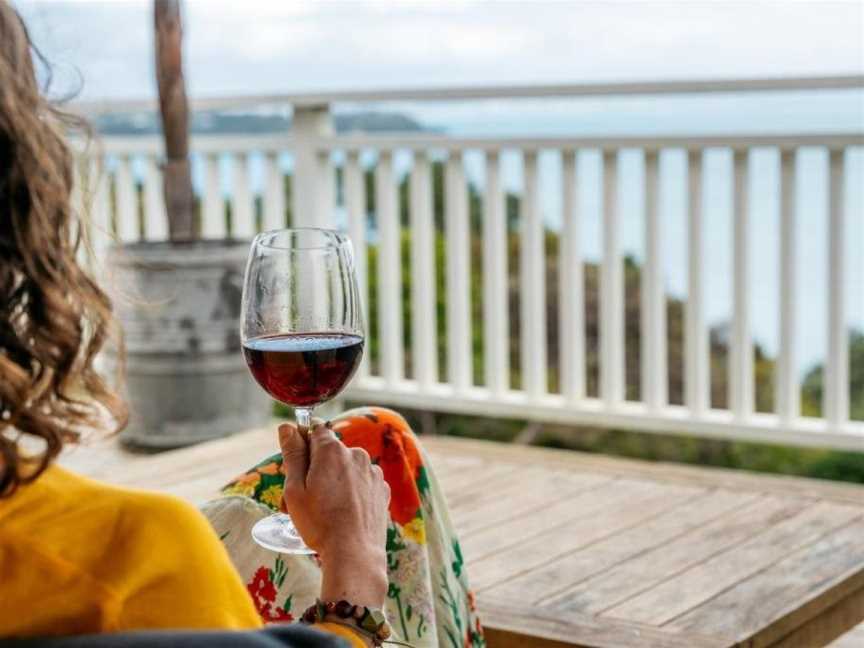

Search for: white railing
xmin=75 ymin=77 xmax=864 ymax=451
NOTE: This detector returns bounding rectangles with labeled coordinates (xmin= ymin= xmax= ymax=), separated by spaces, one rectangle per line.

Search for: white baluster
xmin=71 ymin=157 xmax=90 ymax=267
xmin=825 ymin=148 xmax=848 ymax=428
xmin=731 ymin=150 xmax=753 ymax=420
xmin=88 ymin=157 xmax=112 ymax=266
xmin=202 ymin=153 xmax=226 ymax=239
xmin=291 ymin=105 xmax=333 ymax=228
xmin=143 ymin=155 xmax=168 ymax=241
xmin=484 ymin=150 xmax=510 ymax=395
xmin=642 ymin=150 xmax=667 ymax=411
xmin=446 ymin=150 xmax=472 ymax=390
xmin=345 ymin=151 xmax=370 ymax=378
xmin=777 ymin=149 xmax=799 ymax=425
xmin=314 ymin=151 xmax=336 ymax=229
xmin=115 ymin=155 xmax=139 ymax=243
xmin=686 ymin=150 xmax=709 ymax=415
xmin=263 ymin=152 xmax=286 ymax=231
xmin=231 ymin=153 xmax=255 ymax=238
xmin=600 ymin=150 xmax=624 ymax=406
xmin=560 ymin=149 xmax=585 ymax=402
xmin=520 ymin=150 xmax=547 ymax=397
xmin=376 ymin=151 xmax=404 ymax=385
xmin=410 ymin=151 xmax=438 ymax=388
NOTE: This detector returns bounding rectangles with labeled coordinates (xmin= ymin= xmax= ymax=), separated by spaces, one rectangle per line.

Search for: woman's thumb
xmin=279 ymin=423 xmax=309 ymax=490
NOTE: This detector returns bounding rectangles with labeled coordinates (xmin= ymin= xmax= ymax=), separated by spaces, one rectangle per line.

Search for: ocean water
xmin=136 ymin=89 xmax=864 ymax=378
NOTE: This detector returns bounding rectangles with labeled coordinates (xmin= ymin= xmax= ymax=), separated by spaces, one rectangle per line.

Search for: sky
xmin=14 ymin=0 xmax=864 ymax=101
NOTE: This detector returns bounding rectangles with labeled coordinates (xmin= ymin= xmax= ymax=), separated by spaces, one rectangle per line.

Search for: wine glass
xmin=241 ymin=228 xmax=365 ymax=554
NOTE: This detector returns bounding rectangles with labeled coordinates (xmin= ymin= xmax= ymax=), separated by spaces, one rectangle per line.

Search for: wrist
xmin=302 ymin=601 xmax=392 ymax=647
xmin=316 ymin=620 xmax=376 ymax=647
xmin=319 ymin=546 xmax=388 ymax=609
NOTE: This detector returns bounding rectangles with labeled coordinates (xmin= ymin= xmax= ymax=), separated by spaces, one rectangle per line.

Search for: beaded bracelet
xmin=301 ymin=599 xmax=391 ymax=646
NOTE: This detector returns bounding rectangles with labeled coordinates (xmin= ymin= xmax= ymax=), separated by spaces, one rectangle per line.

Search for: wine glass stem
xmin=295 ymin=406 xmax=313 ymax=436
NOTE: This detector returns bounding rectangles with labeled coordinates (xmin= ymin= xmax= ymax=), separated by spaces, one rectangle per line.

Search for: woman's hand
xmin=279 ymin=421 xmax=390 ymax=609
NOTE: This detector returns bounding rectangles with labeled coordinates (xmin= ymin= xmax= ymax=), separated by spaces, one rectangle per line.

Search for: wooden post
xmin=154 ymin=0 xmax=194 ymax=241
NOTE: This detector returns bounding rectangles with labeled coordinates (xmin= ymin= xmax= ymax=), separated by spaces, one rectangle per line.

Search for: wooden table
xmin=427 ymin=438 xmax=864 ymax=648
xmin=62 ymin=429 xmax=864 ymax=647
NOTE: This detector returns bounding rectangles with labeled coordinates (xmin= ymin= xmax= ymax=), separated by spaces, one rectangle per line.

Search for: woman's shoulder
xmin=41 ymin=463 xmax=201 ymax=518
xmin=59 ymin=465 xmax=218 ymax=545
xmin=0 ymin=466 xmax=262 ymax=631
xmin=2 ymin=464 xmax=218 ymax=560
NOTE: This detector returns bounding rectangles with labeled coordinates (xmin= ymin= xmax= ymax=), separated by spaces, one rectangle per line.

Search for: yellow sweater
xmin=0 ymin=464 xmax=362 ymax=646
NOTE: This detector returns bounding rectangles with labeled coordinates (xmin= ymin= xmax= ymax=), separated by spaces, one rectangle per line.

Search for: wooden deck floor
xmin=61 ymin=427 xmax=864 ymax=647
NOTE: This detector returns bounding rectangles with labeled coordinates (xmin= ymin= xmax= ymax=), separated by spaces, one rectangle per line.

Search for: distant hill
xmin=94 ymin=110 xmax=433 ymax=136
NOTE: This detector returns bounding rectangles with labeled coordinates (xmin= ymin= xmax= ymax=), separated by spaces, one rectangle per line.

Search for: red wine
xmin=243 ymin=333 xmax=364 ymax=407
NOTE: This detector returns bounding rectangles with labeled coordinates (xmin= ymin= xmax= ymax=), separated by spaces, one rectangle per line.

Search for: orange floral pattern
xmin=330 ymin=409 xmax=424 ymax=526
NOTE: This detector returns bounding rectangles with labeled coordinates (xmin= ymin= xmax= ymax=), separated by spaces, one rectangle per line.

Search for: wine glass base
xmin=251 ymin=513 xmax=316 ymax=555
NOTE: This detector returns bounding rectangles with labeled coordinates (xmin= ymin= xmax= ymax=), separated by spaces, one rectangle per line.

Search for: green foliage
xmin=533 ymin=424 xmax=864 ymax=483
xmin=807 ymin=451 xmax=864 ymax=482
xmin=801 ymin=331 xmax=864 ymax=420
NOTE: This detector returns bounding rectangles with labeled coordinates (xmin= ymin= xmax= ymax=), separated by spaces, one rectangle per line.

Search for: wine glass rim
xmin=255 ymin=227 xmax=349 ymax=251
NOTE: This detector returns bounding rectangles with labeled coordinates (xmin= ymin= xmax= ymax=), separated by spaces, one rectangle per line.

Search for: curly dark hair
xmin=0 ymin=0 xmax=127 ymax=496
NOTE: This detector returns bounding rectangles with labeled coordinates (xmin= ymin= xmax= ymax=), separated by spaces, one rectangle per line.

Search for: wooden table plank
xmin=830 ymin=622 xmax=864 ymax=648
xmin=452 ymin=469 xmax=611 ymax=534
xmin=478 ymin=599 xmax=731 ymax=648
xmin=485 ymin=488 xmax=753 ymax=605
xmin=427 ymin=453 xmax=484 ymax=479
xmin=461 ymin=478 xmax=649 ymax=561
xmin=470 ymin=482 xmax=703 ymax=591
xmin=70 ymin=427 xmax=276 ymax=489
xmin=785 ymin=586 xmax=864 ymax=648
xmin=549 ymin=495 xmax=806 ymax=616
xmin=603 ymin=501 xmax=863 ymax=626
xmin=423 ymin=436 xmax=864 ymax=505
xmin=669 ymin=518 xmax=864 ymax=646
xmin=438 ymin=461 xmax=520 ymax=497
xmin=444 ymin=466 xmax=539 ymax=511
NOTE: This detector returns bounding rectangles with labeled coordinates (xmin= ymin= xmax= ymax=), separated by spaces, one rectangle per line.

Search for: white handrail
xmin=318 ymin=133 xmax=864 ymax=152
xmin=71 ymin=74 xmax=864 ymax=115
xmin=80 ymin=132 xmax=864 ymax=156
xmin=80 ymin=133 xmax=293 ymax=155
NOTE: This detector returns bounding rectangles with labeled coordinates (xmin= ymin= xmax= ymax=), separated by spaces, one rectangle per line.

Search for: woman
xmin=0 ymin=3 xmax=482 ymax=647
